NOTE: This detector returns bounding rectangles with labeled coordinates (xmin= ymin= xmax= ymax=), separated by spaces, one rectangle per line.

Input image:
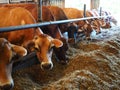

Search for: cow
xmin=62 ymin=8 xmax=93 ymax=40
xmin=0 ymin=3 xmax=38 ymax=21
xmin=0 ymin=38 xmax=27 ymax=90
xmin=47 ymin=6 xmax=78 ymax=43
xmin=40 ymin=6 xmax=69 ymax=64
xmin=0 ymin=7 xmax=63 ymax=70
xmin=47 ymin=6 xmax=69 ymax=33
xmin=86 ymin=10 xmax=103 ymax=34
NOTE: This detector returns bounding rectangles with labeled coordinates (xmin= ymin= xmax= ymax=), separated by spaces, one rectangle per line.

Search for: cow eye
xmin=4 ymin=41 xmax=11 ymax=47
xmin=4 ymin=41 xmax=9 ymax=45
xmin=34 ymin=36 xmax=38 ymax=40
xmin=34 ymin=47 xmax=39 ymax=51
xmin=34 ymin=46 xmax=41 ymax=53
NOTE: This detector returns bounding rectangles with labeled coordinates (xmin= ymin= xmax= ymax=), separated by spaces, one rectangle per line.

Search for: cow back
xmin=0 ymin=7 xmax=39 ymax=45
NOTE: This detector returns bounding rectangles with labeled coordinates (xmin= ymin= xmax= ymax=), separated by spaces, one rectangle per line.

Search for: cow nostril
xmin=41 ymin=63 xmax=52 ymax=70
xmin=1 ymin=83 xmax=14 ymax=90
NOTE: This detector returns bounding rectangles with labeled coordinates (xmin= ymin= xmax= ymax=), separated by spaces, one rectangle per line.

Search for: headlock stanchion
xmin=0 ymin=15 xmax=112 ymax=32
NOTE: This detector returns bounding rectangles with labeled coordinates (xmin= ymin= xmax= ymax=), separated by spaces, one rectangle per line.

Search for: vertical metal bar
xmin=8 ymin=0 xmax=10 ymax=4
xmin=83 ymin=4 xmax=86 ymax=17
xmin=40 ymin=0 xmax=42 ymax=21
xmin=38 ymin=0 xmax=42 ymax=22
xmin=99 ymin=7 xmax=102 ymax=16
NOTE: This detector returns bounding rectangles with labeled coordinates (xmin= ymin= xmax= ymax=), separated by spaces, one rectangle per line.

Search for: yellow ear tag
xmin=21 ymin=20 xmax=26 ymax=25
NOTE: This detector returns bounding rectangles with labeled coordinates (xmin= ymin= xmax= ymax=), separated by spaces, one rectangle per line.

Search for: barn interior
xmin=0 ymin=0 xmax=120 ymax=90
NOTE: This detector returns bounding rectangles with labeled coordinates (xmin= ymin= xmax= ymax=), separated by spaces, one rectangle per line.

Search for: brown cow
xmin=0 ymin=38 xmax=27 ymax=89
xmin=0 ymin=7 xmax=63 ymax=70
xmin=62 ymin=8 xmax=93 ymax=40
xmin=47 ymin=6 xmax=68 ymax=33
xmin=0 ymin=3 xmax=38 ymax=21
xmin=40 ymin=6 xmax=69 ymax=64
xmin=85 ymin=11 xmax=103 ymax=34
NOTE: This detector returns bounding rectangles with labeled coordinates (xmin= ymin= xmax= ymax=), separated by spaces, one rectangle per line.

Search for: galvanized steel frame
xmin=0 ymin=15 xmax=111 ymax=32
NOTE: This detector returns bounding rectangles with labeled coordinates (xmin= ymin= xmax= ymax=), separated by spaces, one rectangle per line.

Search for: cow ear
xmin=11 ymin=44 xmax=27 ymax=57
xmin=52 ymin=39 xmax=63 ymax=48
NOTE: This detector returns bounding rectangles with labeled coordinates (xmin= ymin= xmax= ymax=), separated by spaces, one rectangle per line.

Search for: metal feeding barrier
xmin=0 ymin=15 xmax=111 ymax=32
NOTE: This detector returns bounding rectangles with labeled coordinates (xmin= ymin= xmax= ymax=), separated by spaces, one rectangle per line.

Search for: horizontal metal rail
xmin=0 ymin=15 xmax=111 ymax=32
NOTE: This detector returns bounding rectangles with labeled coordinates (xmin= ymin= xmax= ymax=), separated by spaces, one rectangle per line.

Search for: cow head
xmin=0 ymin=38 xmax=27 ymax=90
xmin=78 ymin=20 xmax=93 ymax=40
xmin=25 ymin=34 xmax=63 ymax=70
xmin=58 ymin=23 xmax=69 ymax=33
xmin=53 ymin=37 xmax=69 ymax=64
xmin=99 ymin=18 xmax=111 ymax=29
xmin=91 ymin=19 xmax=102 ymax=34
xmin=41 ymin=24 xmax=69 ymax=65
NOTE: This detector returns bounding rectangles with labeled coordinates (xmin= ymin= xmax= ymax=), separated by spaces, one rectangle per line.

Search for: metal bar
xmin=99 ymin=7 xmax=102 ymax=16
xmin=0 ymin=15 xmax=111 ymax=32
xmin=40 ymin=0 xmax=42 ymax=21
xmin=83 ymin=4 xmax=86 ymax=17
xmin=37 ymin=0 xmax=42 ymax=22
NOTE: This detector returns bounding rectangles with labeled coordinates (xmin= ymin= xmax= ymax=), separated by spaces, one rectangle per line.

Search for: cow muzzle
xmin=41 ymin=62 xmax=53 ymax=70
xmin=0 ymin=82 xmax=14 ymax=90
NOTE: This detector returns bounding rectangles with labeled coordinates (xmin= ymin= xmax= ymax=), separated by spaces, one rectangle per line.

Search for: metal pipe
xmin=40 ymin=0 xmax=42 ymax=21
xmin=83 ymin=4 xmax=86 ymax=17
xmin=0 ymin=15 xmax=111 ymax=32
xmin=37 ymin=0 xmax=42 ymax=22
xmin=99 ymin=7 xmax=102 ymax=16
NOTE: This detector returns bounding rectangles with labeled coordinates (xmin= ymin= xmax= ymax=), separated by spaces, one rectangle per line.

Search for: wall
xmin=65 ymin=0 xmax=90 ymax=10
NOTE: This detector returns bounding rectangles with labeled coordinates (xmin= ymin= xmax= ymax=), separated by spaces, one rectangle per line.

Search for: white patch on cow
xmin=90 ymin=30 xmax=97 ymax=39
xmin=63 ymin=32 xmax=68 ymax=39
xmin=0 ymin=77 xmax=14 ymax=87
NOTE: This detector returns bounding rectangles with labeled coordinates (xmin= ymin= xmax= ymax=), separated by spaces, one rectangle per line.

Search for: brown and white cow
xmin=0 ymin=38 xmax=27 ymax=89
xmin=0 ymin=7 xmax=63 ymax=89
xmin=39 ymin=6 xmax=69 ymax=64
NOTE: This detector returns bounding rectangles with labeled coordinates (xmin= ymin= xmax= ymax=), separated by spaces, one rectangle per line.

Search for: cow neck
xmin=34 ymin=27 xmax=43 ymax=36
xmin=79 ymin=21 xmax=86 ymax=27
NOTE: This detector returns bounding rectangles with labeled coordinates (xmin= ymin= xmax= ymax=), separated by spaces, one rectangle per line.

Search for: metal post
xmin=38 ymin=0 xmax=42 ymax=22
xmin=83 ymin=4 xmax=86 ymax=17
xmin=8 ymin=0 xmax=10 ymax=4
xmin=99 ymin=7 xmax=102 ymax=16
